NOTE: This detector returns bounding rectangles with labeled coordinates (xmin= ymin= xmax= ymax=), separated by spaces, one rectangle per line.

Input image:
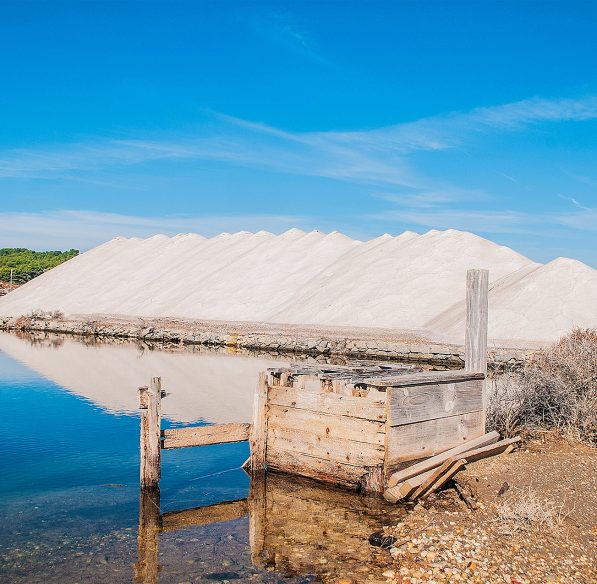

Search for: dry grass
xmin=495 ymin=487 xmax=567 ymax=534
xmin=487 ymin=328 xmax=597 ymax=444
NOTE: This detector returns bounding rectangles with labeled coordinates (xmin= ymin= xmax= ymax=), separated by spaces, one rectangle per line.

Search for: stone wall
xmin=0 ymin=315 xmax=533 ymax=368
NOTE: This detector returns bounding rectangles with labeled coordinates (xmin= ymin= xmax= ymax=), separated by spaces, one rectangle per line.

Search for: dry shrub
xmin=487 ymin=328 xmax=597 ymax=444
xmin=496 ymin=487 xmax=566 ymax=534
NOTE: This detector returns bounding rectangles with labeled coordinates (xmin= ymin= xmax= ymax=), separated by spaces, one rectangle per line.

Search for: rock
xmin=368 ymin=531 xmax=396 ymax=548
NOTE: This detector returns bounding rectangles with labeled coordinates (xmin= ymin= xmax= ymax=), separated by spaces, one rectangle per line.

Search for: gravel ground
xmin=375 ymin=435 xmax=596 ymax=584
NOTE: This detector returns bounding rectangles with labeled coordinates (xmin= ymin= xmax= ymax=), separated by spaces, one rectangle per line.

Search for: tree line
xmin=0 ymin=248 xmax=79 ymax=284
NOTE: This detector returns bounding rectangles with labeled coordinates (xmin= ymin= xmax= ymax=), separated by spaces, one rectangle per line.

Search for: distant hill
xmin=0 ymin=248 xmax=79 ymax=284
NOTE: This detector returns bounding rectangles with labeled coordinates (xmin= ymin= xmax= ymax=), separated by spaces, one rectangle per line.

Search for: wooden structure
xmin=138 ymin=269 xmax=489 ymax=498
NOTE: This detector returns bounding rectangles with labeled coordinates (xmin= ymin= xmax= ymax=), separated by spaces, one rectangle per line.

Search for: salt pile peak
xmin=0 ymin=228 xmax=595 ymax=344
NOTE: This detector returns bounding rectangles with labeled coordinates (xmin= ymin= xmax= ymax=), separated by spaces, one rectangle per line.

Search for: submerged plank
xmin=387 ymin=379 xmax=483 ymax=426
xmin=162 ymin=422 xmax=251 ymax=449
xmin=161 ymin=499 xmax=249 ymax=532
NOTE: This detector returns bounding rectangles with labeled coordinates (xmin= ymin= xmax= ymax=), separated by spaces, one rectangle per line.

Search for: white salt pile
xmin=0 ymin=228 xmax=595 ymax=345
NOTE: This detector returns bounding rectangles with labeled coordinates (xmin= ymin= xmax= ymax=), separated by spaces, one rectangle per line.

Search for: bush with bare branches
xmin=487 ymin=328 xmax=597 ymax=444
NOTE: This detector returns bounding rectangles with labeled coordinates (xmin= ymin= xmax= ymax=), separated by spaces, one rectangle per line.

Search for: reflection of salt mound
xmin=0 ymin=332 xmax=285 ymax=423
xmin=0 ymin=228 xmax=595 ymax=344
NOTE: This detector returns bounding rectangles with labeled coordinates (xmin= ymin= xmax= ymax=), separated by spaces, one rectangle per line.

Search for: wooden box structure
xmin=251 ymin=365 xmax=486 ymax=494
xmin=141 ymin=269 xmax=489 ymax=499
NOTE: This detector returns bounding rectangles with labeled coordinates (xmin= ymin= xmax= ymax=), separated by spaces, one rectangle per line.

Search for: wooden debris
xmin=408 ymin=458 xmax=457 ymax=501
xmin=387 ymin=431 xmax=499 ymax=488
xmin=453 ymin=478 xmax=478 ymax=510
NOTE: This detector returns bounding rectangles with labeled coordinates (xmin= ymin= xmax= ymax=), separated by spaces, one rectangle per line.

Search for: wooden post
xmin=249 ymin=372 xmax=269 ymax=474
xmin=139 ymin=377 xmax=162 ymax=489
xmin=465 ymin=269 xmax=488 ymax=433
xmin=134 ymin=487 xmax=160 ymax=584
xmin=464 ymin=269 xmax=488 ymax=374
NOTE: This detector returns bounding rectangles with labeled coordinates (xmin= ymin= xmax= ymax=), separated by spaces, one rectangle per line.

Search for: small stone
xmin=382 ymin=570 xmax=396 ymax=579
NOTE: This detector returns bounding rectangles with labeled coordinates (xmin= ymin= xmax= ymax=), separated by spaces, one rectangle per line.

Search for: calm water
xmin=0 ymin=332 xmax=404 ymax=583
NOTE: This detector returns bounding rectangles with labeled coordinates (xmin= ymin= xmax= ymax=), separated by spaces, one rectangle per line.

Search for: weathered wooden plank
xmin=268 ymin=385 xmax=386 ymax=421
xmin=139 ymin=377 xmax=161 ymax=489
xmin=465 ymin=268 xmax=489 ymax=374
xmin=248 ymin=476 xmax=267 ymax=568
xmin=358 ymin=370 xmax=485 ymax=388
xmin=386 ymin=429 xmax=499 ymax=487
xmin=408 ymin=458 xmax=456 ymax=501
xmin=418 ymin=459 xmax=466 ymax=500
xmin=387 ymin=379 xmax=483 ymax=426
xmin=458 ymin=436 xmax=520 ymax=463
xmin=384 ymin=467 xmax=435 ymax=503
xmin=266 ymin=447 xmax=368 ymax=489
xmin=385 ymin=412 xmax=487 ymax=470
xmin=267 ymin=404 xmax=385 ymax=446
xmin=161 ymin=422 xmax=251 ymax=449
xmin=250 ymin=372 xmax=269 ymax=473
xmin=161 ymin=499 xmax=248 ymax=532
xmin=268 ymin=426 xmax=384 ymax=468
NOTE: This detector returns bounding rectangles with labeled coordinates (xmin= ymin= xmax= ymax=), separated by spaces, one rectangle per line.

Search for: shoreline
xmin=0 ymin=314 xmax=535 ymax=368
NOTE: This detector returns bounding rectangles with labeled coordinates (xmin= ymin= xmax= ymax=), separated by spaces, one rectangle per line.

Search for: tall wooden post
xmin=139 ymin=377 xmax=162 ymax=490
xmin=465 ymin=269 xmax=489 ymax=432
xmin=464 ymin=269 xmax=489 ymax=374
xmin=249 ymin=372 xmax=269 ymax=473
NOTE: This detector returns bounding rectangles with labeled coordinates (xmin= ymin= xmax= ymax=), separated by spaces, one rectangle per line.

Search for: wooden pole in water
xmin=249 ymin=372 xmax=269 ymax=474
xmin=139 ymin=377 xmax=162 ymax=490
xmin=464 ymin=269 xmax=489 ymax=374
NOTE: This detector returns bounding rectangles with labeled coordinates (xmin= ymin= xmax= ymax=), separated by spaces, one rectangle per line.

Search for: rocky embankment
xmin=0 ymin=314 xmax=532 ymax=368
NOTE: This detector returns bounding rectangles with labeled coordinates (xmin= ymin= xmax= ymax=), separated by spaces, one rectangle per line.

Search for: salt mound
xmin=1 ymin=229 xmax=595 ymax=344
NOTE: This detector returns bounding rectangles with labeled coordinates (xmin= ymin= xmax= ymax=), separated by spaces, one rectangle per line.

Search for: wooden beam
xmin=386 ymin=379 xmax=484 ymax=426
xmin=456 ymin=436 xmax=520 ymax=463
xmin=250 ymin=372 xmax=269 ymax=474
xmin=408 ymin=458 xmax=456 ymax=501
xmin=465 ymin=268 xmax=489 ymax=375
xmin=418 ymin=459 xmax=466 ymax=500
xmin=162 ymin=422 xmax=251 ymax=449
xmin=161 ymin=499 xmax=248 ymax=532
xmin=386 ymin=430 xmax=499 ymax=487
xmin=139 ymin=377 xmax=162 ymax=490
xmin=357 ymin=370 xmax=485 ymax=388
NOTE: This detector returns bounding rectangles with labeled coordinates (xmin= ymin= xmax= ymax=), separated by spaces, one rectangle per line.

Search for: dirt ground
xmin=369 ymin=434 xmax=596 ymax=584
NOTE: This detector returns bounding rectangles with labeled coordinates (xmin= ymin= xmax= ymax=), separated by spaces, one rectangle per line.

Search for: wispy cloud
xmin=0 ymin=210 xmax=307 ymax=250
xmin=2 ymin=94 xmax=596 ymax=190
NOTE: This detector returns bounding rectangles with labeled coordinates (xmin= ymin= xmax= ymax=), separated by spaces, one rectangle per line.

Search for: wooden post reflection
xmin=134 ymin=487 xmax=161 ymax=584
xmin=248 ymin=473 xmax=267 ymax=568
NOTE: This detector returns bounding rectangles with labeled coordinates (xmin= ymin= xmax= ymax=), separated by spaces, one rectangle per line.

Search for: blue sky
xmin=0 ymin=1 xmax=596 ymax=266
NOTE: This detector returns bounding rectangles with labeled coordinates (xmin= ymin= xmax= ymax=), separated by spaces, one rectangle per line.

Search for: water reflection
xmin=135 ymin=474 xmax=405 ymax=583
xmin=0 ymin=331 xmax=293 ymax=423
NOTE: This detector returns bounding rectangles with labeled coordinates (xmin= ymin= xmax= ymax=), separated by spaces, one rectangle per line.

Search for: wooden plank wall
xmin=264 ymin=378 xmax=386 ymax=491
xmin=384 ymin=378 xmax=485 ymax=468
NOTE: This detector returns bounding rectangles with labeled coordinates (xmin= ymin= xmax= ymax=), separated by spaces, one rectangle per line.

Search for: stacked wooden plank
xmin=383 ymin=431 xmax=520 ymax=503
